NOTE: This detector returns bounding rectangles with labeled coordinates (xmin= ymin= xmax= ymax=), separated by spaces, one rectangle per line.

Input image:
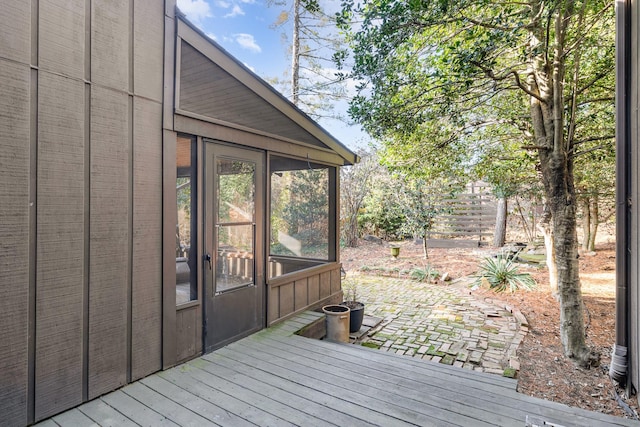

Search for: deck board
xmin=76 ymin=398 xmax=138 ymax=427
xmin=159 ymin=366 xmax=295 ymax=427
xmin=225 ymin=337 xmax=499 ymax=426
xmin=99 ymin=390 xmax=178 ymax=427
xmin=42 ymin=311 xmax=639 ymax=427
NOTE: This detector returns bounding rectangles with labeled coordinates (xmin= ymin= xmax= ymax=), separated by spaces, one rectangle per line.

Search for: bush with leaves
xmin=473 ymin=253 xmax=536 ymax=293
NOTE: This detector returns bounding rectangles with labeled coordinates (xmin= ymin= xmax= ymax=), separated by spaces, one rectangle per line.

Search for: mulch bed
xmin=341 ymin=239 xmax=638 ymax=420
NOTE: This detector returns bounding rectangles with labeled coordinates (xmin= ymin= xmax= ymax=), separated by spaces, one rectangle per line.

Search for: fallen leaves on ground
xmin=341 ymin=239 xmax=638 ymax=420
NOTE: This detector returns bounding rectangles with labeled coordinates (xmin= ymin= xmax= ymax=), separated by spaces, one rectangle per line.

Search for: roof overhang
xmin=174 ymin=12 xmax=359 ymax=166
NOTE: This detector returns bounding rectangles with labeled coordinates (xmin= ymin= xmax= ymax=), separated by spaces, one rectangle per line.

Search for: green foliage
xmin=357 ymin=164 xmax=406 ymax=239
xmin=342 ymin=277 xmax=358 ymax=302
xmin=336 ymin=0 xmax=615 ymax=194
xmin=409 ymin=266 xmax=439 ymax=282
xmin=473 ymin=253 xmax=536 ymax=293
xmin=341 ymin=152 xmax=379 ymax=247
xmin=177 ymin=178 xmax=191 ymax=215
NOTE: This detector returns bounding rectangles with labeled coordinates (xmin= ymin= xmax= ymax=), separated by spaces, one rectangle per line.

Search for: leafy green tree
xmin=337 ymin=0 xmax=614 ymax=366
xmin=358 ymin=166 xmax=406 ymax=239
xmin=396 ymin=176 xmax=462 ymax=259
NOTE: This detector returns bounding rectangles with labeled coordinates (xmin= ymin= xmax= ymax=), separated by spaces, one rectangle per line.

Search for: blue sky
xmin=176 ymin=0 xmax=369 ymax=150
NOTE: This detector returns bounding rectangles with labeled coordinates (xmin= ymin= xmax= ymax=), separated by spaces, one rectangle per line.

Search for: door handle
xmin=205 ymin=253 xmax=212 ymax=270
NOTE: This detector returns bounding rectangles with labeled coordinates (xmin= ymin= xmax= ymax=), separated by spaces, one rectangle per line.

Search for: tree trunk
xmin=525 ymin=1 xmax=597 ymax=367
xmin=422 ymin=228 xmax=429 ymax=259
xmin=493 ymin=197 xmax=507 ymax=247
xmin=551 ymin=202 xmax=599 ymax=366
xmin=291 ymin=0 xmax=300 ymax=105
xmin=346 ymin=213 xmax=359 ymax=247
xmin=537 ymin=205 xmax=559 ymax=298
xmin=588 ymin=196 xmax=598 ymax=251
xmin=581 ymin=198 xmax=591 ymax=252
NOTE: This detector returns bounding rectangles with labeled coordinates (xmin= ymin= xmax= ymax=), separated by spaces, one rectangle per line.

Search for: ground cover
xmin=341 ymin=239 xmax=638 ymax=420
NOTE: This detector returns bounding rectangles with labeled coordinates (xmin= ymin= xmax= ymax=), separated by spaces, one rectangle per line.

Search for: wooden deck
xmin=38 ymin=312 xmax=637 ymax=427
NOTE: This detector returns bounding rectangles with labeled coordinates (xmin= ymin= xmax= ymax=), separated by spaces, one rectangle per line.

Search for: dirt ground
xmin=341 ymin=239 xmax=639 ymax=420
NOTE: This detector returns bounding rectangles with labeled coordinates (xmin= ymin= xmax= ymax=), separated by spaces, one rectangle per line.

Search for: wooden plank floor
xmin=39 ymin=312 xmax=638 ymax=427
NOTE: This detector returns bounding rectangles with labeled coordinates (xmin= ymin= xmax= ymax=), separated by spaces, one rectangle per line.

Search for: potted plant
xmin=340 ymin=277 xmax=365 ymax=333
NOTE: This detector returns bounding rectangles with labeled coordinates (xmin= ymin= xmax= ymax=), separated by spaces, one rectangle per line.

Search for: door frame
xmin=203 ymin=140 xmax=266 ymax=352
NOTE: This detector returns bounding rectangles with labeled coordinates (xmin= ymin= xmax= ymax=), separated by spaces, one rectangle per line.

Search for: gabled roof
xmin=175 ymin=11 xmax=359 ymax=166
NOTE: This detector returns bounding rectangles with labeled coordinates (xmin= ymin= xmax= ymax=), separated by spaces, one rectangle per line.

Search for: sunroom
xmin=167 ymin=14 xmax=359 ymax=363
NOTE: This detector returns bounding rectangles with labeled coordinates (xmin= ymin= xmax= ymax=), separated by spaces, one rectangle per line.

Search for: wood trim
xmin=174 ymin=113 xmax=345 ymax=166
xmin=268 ymin=262 xmax=341 ymax=287
xmin=267 ymin=292 xmax=341 ymax=327
xmin=329 ymin=166 xmax=337 ymax=262
xmin=175 ymin=18 xmax=357 ymax=165
xmin=162 ymin=13 xmax=175 ymax=131
xmin=162 ymin=129 xmax=177 ymax=369
xmin=176 ymin=108 xmax=337 ymax=156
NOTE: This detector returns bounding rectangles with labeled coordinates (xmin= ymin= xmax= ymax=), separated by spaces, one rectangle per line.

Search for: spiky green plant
xmin=409 ymin=265 xmax=439 ymax=282
xmin=474 ymin=254 xmax=536 ymax=292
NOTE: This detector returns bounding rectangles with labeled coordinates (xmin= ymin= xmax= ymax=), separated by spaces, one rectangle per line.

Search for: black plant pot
xmin=341 ymin=301 xmax=365 ymax=333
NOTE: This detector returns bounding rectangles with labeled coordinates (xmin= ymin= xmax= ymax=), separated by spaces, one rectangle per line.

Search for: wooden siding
xmin=176 ymin=306 xmax=199 ymax=363
xmin=0 ymin=1 xmax=167 ymax=422
xmin=178 ymin=41 xmax=326 ymax=149
xmin=43 ymin=312 xmax=639 ymax=427
xmin=0 ymin=60 xmax=31 ymax=427
xmin=35 ymin=72 xmax=86 ymax=420
xmin=39 ymin=0 xmax=85 ymax=79
xmin=131 ymin=98 xmax=163 ymax=381
xmin=88 ymin=86 xmax=130 ymax=399
xmin=133 ymin=0 xmax=164 ymax=102
xmin=267 ymin=263 xmax=342 ymax=325
xmin=0 ymin=2 xmax=30 ymax=64
xmin=91 ymin=0 xmax=129 ymax=91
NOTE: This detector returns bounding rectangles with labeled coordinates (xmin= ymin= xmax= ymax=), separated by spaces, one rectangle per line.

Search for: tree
xmin=340 ymin=151 xmax=377 ymax=247
xmin=395 ymin=176 xmax=462 ymax=259
xmin=268 ymin=0 xmax=346 ymax=119
xmin=337 ymin=0 xmax=615 ymax=366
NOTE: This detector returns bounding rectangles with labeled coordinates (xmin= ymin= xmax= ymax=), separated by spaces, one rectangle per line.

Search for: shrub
xmin=409 ymin=265 xmax=439 ymax=282
xmin=473 ymin=253 xmax=536 ymax=292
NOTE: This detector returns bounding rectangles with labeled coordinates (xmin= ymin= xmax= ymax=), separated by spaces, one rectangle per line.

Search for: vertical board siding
xmin=39 ymin=0 xmax=85 ymax=79
xmin=294 ymin=279 xmax=308 ymax=310
xmin=91 ymin=0 xmax=129 ymax=91
xmin=279 ymin=283 xmax=295 ymax=317
xmin=307 ymin=275 xmax=320 ymax=303
xmin=176 ymin=307 xmax=198 ymax=363
xmin=330 ymin=269 xmax=340 ymax=294
xmin=35 ymin=73 xmax=85 ymax=420
xmin=131 ymin=98 xmax=163 ymax=380
xmin=0 ymin=2 xmax=30 ymax=64
xmin=88 ymin=87 xmax=130 ymax=399
xmin=133 ymin=0 xmax=164 ymax=101
xmin=319 ymin=271 xmax=330 ymax=299
xmin=0 ymin=61 xmax=31 ymax=427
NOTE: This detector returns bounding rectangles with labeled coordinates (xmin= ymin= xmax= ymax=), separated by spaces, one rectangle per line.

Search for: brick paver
xmin=352 ymin=274 xmax=527 ymax=377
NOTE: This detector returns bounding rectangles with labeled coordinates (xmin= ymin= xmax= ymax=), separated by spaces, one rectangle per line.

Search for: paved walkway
xmin=351 ymin=274 xmax=527 ymax=376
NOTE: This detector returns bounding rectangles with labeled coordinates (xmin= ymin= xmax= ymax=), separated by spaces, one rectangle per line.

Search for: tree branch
xmin=470 ymin=61 xmax=546 ymax=102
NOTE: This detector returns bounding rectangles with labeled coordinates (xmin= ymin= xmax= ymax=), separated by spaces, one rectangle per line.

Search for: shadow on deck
xmin=38 ymin=312 xmax=637 ymax=427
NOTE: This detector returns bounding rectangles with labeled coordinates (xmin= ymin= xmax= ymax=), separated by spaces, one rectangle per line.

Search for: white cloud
xmin=235 ymin=33 xmax=261 ymax=53
xmin=206 ymin=32 xmax=217 ymax=41
xmin=239 ymin=0 xmax=255 ymax=3
xmin=216 ymin=0 xmax=230 ymax=7
xmin=224 ymin=5 xmax=245 ymax=17
xmin=177 ymin=0 xmax=212 ymax=25
xmin=243 ymin=62 xmax=256 ymax=73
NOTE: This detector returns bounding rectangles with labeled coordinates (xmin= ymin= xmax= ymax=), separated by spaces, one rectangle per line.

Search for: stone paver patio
xmin=351 ymin=274 xmax=527 ymax=376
